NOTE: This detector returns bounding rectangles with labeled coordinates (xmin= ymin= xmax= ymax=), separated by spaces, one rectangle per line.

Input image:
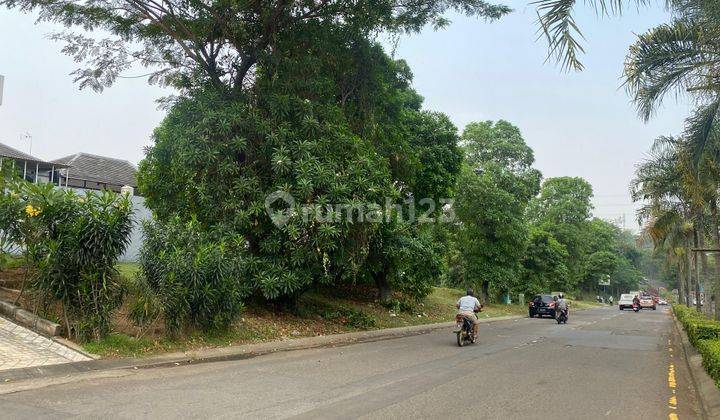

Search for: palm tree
xmin=623 ymin=1 xmax=720 ymax=162
xmin=641 ymin=208 xmax=692 ymax=306
xmin=623 ymin=0 xmax=720 ymax=317
xmin=632 ymin=136 xmax=696 ymax=307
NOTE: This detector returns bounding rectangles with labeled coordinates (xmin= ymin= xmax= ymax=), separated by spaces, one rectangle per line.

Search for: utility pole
xmin=21 ymin=132 xmax=32 ymax=155
xmin=692 ymin=248 xmax=720 ymax=320
xmin=0 ymin=74 xmax=4 ymax=106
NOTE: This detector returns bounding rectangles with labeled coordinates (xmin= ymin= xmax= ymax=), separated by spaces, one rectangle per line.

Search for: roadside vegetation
xmin=0 ymin=0 xmax=649 ymax=357
xmin=674 ymin=305 xmax=720 ymax=388
xmin=86 ymin=282 xmax=601 ymax=358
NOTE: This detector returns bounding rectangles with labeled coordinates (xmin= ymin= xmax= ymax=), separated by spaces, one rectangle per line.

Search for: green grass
xmin=83 ymin=329 xmax=270 ymax=358
xmin=570 ymin=299 xmax=605 ymax=310
xmin=84 ymin=333 xmax=159 ymax=357
xmin=86 ymin=286 xmax=602 ymax=358
xmin=116 ymin=262 xmax=140 ymax=280
xmin=0 ymin=255 xmax=26 ymax=270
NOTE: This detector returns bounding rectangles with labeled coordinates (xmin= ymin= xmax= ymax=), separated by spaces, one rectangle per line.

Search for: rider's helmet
xmin=466 ymin=288 xmax=474 ymax=297
xmin=558 ymin=293 xmax=564 ymax=299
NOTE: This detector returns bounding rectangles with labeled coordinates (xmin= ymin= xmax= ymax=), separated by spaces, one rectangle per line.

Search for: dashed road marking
xmin=668 ymin=338 xmax=679 ymax=419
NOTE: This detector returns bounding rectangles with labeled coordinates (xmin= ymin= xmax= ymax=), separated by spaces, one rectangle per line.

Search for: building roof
xmin=52 ymin=153 xmax=137 ymax=187
xmin=0 ymin=142 xmax=71 ymax=168
xmin=0 ymin=142 xmax=43 ymax=163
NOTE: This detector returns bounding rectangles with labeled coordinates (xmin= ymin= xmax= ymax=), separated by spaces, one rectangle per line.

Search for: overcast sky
xmin=0 ymin=2 xmax=692 ymax=230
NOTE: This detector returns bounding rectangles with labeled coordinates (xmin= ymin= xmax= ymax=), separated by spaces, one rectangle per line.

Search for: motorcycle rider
xmin=456 ymin=288 xmax=482 ymax=340
xmin=556 ymin=293 xmax=569 ymax=319
xmin=632 ymin=295 xmax=640 ymax=308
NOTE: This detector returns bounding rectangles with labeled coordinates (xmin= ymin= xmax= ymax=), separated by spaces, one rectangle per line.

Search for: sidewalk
xmin=0 ymin=316 xmax=90 ymax=372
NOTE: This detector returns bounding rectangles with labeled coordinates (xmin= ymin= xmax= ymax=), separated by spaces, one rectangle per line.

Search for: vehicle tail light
xmin=455 ymin=314 xmax=463 ymax=322
xmin=549 ymin=302 xmax=555 ymax=308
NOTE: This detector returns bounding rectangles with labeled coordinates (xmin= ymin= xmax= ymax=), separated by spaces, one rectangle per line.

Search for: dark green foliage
xmin=378 ymin=224 xmax=442 ymax=302
xmin=139 ymin=86 xmax=391 ymax=301
xmin=452 ymin=120 xmax=542 ymax=298
xmin=136 ymin=218 xmax=251 ymax=334
xmin=529 ymin=177 xmax=593 ymax=226
xmin=137 ymin=29 xmax=464 ymax=307
xmin=520 ymin=227 xmax=569 ymax=295
xmin=527 ymin=178 xmax=643 ymax=295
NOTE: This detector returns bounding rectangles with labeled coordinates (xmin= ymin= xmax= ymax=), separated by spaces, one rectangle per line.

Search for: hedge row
xmin=673 ymin=305 xmax=720 ymax=388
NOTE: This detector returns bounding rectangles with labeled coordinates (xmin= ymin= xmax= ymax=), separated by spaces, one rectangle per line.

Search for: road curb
xmin=671 ymin=310 xmax=720 ymax=420
xmin=0 ymin=299 xmax=62 ymax=337
xmin=0 ymin=314 xmax=524 ymax=386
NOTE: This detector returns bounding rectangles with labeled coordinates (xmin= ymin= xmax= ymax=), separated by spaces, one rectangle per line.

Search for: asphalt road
xmin=0 ymin=306 xmax=700 ymax=419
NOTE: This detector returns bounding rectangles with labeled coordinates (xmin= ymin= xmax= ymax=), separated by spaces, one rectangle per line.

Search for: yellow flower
xmin=24 ymin=204 xmax=41 ymax=217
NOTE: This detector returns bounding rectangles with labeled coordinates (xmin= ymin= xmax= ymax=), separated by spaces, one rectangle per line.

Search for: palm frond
xmin=684 ymin=97 xmax=720 ymax=166
xmin=624 ymin=20 xmax=720 ymax=120
xmin=534 ymin=0 xmax=650 ymax=71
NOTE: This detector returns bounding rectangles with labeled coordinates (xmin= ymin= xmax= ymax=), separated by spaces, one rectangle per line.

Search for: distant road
xmin=0 ymin=306 xmax=700 ymax=419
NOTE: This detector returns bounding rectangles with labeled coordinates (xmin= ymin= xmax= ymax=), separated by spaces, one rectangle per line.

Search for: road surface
xmin=0 ymin=306 xmax=700 ymax=419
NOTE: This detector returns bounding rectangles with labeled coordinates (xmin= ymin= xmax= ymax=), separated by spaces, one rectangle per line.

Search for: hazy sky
xmin=0 ymin=2 xmax=693 ymax=230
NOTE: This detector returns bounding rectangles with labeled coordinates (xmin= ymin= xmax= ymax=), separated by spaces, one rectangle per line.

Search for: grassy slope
xmin=116 ymin=262 xmax=140 ymax=281
xmin=86 ymin=266 xmax=601 ymax=358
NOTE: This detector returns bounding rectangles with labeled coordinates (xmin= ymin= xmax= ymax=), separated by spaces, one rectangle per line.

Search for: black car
xmin=529 ymin=294 xmax=556 ymax=318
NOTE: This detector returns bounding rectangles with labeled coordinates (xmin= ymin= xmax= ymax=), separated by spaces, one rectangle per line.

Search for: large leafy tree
xmin=528 ymin=176 xmax=593 ymax=288
xmin=453 ymin=120 xmax=542 ymax=299
xmin=137 ymin=28 xmax=464 ymax=303
xmin=1 ymin=0 xmax=509 ymax=94
xmin=520 ymin=227 xmax=569 ymax=295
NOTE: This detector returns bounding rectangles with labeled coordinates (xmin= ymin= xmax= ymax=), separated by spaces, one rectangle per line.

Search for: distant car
xmin=618 ymin=294 xmax=635 ymax=310
xmin=640 ymin=295 xmax=656 ymax=310
xmin=658 ymin=299 xmax=668 ymax=306
xmin=529 ymin=294 xmax=556 ymax=318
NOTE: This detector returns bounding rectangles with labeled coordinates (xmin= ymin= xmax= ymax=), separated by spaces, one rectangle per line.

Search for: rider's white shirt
xmin=457 ymin=296 xmax=480 ymax=312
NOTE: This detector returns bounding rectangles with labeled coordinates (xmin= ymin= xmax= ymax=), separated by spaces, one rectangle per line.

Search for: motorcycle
xmin=455 ymin=306 xmax=482 ymax=347
xmin=632 ymin=302 xmax=640 ymax=312
xmin=556 ymin=308 xmax=568 ymax=324
xmin=455 ymin=314 xmax=475 ymax=347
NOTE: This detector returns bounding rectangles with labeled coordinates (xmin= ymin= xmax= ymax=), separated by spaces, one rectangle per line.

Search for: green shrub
xmin=674 ymin=305 xmax=720 ymax=389
xmin=1 ymin=182 xmax=134 ymax=340
xmin=687 ymin=321 xmax=720 ymax=346
xmin=33 ymin=185 xmax=133 ymax=340
xmin=135 ymin=218 xmax=250 ymax=335
xmin=697 ymin=339 xmax=720 ymax=388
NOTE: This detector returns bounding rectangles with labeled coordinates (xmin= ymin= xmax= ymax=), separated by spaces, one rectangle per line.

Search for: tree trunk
xmin=711 ymin=200 xmax=720 ymax=320
xmin=685 ymin=237 xmax=693 ymax=307
xmin=373 ymin=271 xmax=392 ymax=303
xmin=694 ymin=228 xmax=702 ymax=312
xmin=481 ymin=280 xmax=490 ymax=303
xmin=677 ymin=260 xmax=685 ymax=307
xmin=698 ymin=230 xmax=712 ymax=317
